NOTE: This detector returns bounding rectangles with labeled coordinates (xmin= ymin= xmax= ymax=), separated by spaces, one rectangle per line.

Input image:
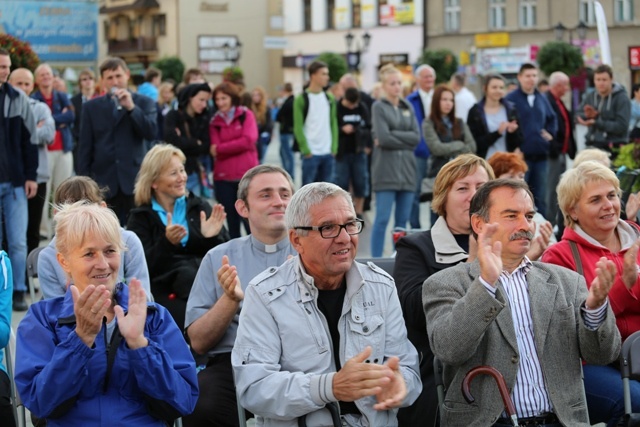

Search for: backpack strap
xmin=569 ymin=240 xmax=584 ymax=277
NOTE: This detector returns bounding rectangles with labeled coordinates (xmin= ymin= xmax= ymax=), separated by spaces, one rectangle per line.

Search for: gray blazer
xmin=423 ymin=260 xmax=621 ymax=427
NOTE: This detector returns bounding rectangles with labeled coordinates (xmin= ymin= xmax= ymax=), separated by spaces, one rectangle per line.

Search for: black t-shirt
xmin=317 ymin=281 xmax=361 ymax=417
xmin=337 ymin=102 xmax=367 ymax=155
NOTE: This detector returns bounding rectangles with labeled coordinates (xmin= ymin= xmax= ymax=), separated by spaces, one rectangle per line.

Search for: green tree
xmin=316 ymin=52 xmax=348 ymax=83
xmin=537 ymin=41 xmax=584 ymax=77
xmin=222 ymin=66 xmax=245 ymax=85
xmin=0 ymin=34 xmax=39 ymax=72
xmin=151 ymin=56 xmax=185 ymax=83
xmin=418 ymin=49 xmax=458 ymax=84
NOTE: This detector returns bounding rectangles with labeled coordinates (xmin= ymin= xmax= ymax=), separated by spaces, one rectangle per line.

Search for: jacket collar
xmin=432 ymin=216 xmax=468 ymax=264
xmin=566 ymin=219 xmax=640 ymax=251
xmin=295 ymin=255 xmax=365 ymax=307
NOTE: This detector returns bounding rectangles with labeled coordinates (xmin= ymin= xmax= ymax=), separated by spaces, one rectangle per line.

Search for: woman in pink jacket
xmin=210 ymin=82 xmax=259 ymax=238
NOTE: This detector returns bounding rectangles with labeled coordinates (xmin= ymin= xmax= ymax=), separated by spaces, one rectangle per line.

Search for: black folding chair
xmin=620 ymin=330 xmax=640 ymax=426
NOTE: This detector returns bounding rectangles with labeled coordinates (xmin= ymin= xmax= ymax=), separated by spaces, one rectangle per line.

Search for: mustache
xmin=509 ymin=230 xmax=534 ymax=241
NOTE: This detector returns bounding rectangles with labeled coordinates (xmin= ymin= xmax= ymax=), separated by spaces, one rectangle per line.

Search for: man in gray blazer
xmin=423 ymin=179 xmax=621 ymax=427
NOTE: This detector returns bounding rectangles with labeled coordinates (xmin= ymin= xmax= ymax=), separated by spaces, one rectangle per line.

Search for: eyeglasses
xmin=294 ymin=219 xmax=364 ymax=239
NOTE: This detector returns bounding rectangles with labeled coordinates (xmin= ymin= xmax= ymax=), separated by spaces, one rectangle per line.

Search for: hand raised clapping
xmin=477 ymin=223 xmax=503 ymax=287
xmin=114 ymin=279 xmax=148 ymax=350
xmin=72 ymin=284 xmax=112 ymax=348
xmin=586 ymin=257 xmax=616 ymax=309
xmin=217 ymin=255 xmax=244 ymax=303
xmin=200 ymin=204 xmax=226 ymax=238
xmin=165 ymin=212 xmax=187 ymax=245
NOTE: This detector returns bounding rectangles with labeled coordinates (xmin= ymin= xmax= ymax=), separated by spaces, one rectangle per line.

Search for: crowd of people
xmin=1 ymin=44 xmax=640 ymax=427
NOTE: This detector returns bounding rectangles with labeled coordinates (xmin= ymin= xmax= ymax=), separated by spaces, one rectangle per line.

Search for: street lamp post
xmin=223 ymin=39 xmax=243 ymax=66
xmin=295 ymin=51 xmax=305 ymax=85
xmin=344 ymin=31 xmax=372 ymax=72
xmin=554 ymin=21 xmax=588 ymax=46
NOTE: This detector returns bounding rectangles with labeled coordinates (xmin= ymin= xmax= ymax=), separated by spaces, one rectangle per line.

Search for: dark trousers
xmin=105 ymin=191 xmax=135 ymax=228
xmin=0 ymin=370 xmax=16 ymax=427
xmin=26 ymin=182 xmax=47 ymax=254
xmin=214 ymin=180 xmax=249 ymax=239
xmin=182 ymin=353 xmax=251 ymax=427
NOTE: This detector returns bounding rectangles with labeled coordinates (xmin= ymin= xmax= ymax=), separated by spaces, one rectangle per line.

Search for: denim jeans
xmin=583 ymin=363 xmax=640 ymax=427
xmin=334 ymin=153 xmax=369 ymax=198
xmin=302 ymin=154 xmax=335 ymax=186
xmin=279 ymin=133 xmax=295 ymax=181
xmin=524 ymin=159 xmax=548 ymax=218
xmin=371 ymin=190 xmax=415 ymax=257
xmin=410 ymin=156 xmax=429 ymax=229
xmin=0 ymin=183 xmax=27 ymax=292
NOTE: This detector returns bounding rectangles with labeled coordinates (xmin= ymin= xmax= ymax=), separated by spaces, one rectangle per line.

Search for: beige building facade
xmin=282 ymin=0 xmax=639 ymax=92
xmin=98 ymin=0 xmax=285 ymax=93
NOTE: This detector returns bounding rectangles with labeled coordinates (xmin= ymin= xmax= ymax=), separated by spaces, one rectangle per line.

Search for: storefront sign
xmin=474 ymin=32 xmax=510 ymax=48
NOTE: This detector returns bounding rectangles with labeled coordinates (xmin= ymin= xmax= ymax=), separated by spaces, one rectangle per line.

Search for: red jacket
xmin=209 ymin=106 xmax=258 ymax=181
xmin=542 ymin=221 xmax=640 ymax=341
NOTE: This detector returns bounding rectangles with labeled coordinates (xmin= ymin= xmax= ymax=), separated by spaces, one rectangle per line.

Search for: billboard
xmin=0 ymin=1 xmax=98 ymax=62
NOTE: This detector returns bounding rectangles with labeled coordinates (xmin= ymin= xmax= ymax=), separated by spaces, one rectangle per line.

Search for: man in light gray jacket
xmin=424 ymin=179 xmax=620 ymax=427
xmin=233 ymin=182 xmax=421 ymax=426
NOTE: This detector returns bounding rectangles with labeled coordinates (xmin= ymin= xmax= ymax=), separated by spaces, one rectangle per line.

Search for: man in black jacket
xmin=276 ymin=83 xmax=295 ymax=180
xmin=545 ymin=71 xmax=576 ymax=228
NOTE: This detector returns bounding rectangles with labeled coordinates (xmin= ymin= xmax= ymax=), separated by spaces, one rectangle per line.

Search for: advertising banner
xmin=0 ymin=1 xmax=98 ymax=62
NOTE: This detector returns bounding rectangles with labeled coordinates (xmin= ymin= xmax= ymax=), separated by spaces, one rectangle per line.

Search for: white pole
xmin=594 ymin=1 xmax=612 ymax=66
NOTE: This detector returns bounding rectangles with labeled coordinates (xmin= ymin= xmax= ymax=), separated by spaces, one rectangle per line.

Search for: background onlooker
xmin=70 ymin=68 xmax=98 ymax=172
xmin=577 ymin=64 xmax=630 ymax=160
xmin=275 ymin=82 xmax=295 ymax=180
xmin=467 ymin=73 xmax=521 ymax=160
xmin=370 ymin=64 xmax=420 ymax=257
xmin=250 ymin=86 xmax=273 ymax=163
xmin=335 ymin=87 xmax=371 ymax=219
xmin=137 ymin=66 xmax=162 ymax=102
xmin=164 ymin=83 xmax=212 ymax=197
xmin=32 ymin=63 xmax=75 ymax=239
xmin=209 ymin=82 xmax=259 ymax=238
xmin=630 ymin=83 xmax=640 ymax=135
xmin=8 ymin=68 xmax=55 ymax=288
xmin=423 ymin=84 xmax=476 ymax=184
xmin=449 ymin=72 xmax=476 ymax=121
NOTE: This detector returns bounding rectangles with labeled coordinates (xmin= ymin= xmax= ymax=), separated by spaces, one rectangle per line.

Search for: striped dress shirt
xmin=480 ymin=257 xmax=607 ymax=418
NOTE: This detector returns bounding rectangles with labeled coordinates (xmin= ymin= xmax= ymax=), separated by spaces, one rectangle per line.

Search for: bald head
xmin=9 ymin=68 xmax=35 ymax=95
xmin=339 ymin=73 xmax=359 ymax=90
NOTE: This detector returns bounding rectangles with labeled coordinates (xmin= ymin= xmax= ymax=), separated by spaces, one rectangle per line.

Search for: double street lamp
xmin=344 ymin=31 xmax=372 ymax=72
xmin=554 ymin=21 xmax=588 ymax=45
xmin=222 ymin=39 xmax=243 ymax=65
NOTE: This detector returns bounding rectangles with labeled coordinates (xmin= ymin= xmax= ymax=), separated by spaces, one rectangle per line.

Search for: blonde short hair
xmin=557 ymin=160 xmax=621 ymax=228
xmin=54 ymin=201 xmax=124 ymax=258
xmin=134 ymin=144 xmax=186 ymax=206
xmin=431 ymin=154 xmax=495 ymax=217
xmin=573 ymin=148 xmax=611 ymax=168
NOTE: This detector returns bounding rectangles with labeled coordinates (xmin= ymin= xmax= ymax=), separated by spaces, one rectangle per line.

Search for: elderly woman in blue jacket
xmin=15 ymin=202 xmax=199 ymax=426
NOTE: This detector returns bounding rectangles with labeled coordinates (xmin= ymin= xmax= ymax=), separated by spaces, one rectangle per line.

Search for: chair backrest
xmin=26 ymin=246 xmax=45 ymax=304
xmin=621 ymin=331 xmax=640 ymax=381
xmin=356 ymin=258 xmax=396 ymax=276
xmin=6 ymin=328 xmax=26 ymax=427
xmin=620 ymin=331 xmax=640 ymax=417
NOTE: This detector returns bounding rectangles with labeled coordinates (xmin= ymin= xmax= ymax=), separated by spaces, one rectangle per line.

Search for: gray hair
xmin=285 ymin=182 xmax=352 ymax=235
xmin=549 ymin=71 xmax=569 ymax=87
xmin=415 ymin=64 xmax=436 ymax=79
